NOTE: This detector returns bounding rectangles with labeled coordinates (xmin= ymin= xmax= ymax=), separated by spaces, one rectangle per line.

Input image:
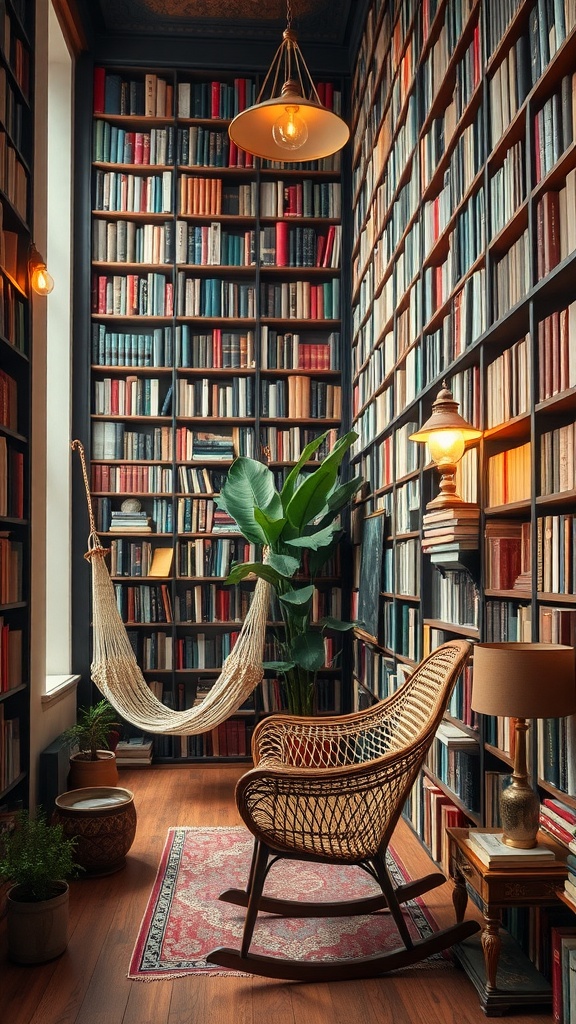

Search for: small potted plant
xmin=217 ymin=430 xmax=363 ymax=716
xmin=0 ymin=810 xmax=80 ymax=963
xmin=65 ymin=698 xmax=120 ymax=788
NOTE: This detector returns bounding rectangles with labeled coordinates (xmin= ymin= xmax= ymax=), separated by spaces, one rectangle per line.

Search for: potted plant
xmin=0 ymin=810 xmax=80 ymax=963
xmin=65 ymin=698 xmax=120 ymax=788
xmin=217 ymin=430 xmax=363 ymax=716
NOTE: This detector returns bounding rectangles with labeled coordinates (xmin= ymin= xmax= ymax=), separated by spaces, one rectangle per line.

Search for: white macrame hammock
xmin=72 ymin=440 xmax=269 ymax=735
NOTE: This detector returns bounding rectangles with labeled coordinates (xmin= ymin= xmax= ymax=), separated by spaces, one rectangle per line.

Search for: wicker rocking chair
xmin=206 ymin=639 xmax=480 ymax=980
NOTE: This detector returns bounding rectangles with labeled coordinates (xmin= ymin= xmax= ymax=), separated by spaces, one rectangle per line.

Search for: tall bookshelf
xmin=349 ymin=0 xmax=576 ymax=907
xmin=0 ymin=0 xmax=33 ymax=811
xmin=87 ymin=64 xmax=346 ymax=761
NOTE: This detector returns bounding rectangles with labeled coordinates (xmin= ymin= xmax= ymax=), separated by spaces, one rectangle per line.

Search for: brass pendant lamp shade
xmin=228 ymin=6 xmax=349 ymax=163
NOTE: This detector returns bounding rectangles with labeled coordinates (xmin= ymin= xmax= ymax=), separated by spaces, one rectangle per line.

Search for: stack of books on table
xmin=466 ymin=830 xmax=557 ymax=868
xmin=109 ymin=511 xmax=152 ymax=533
xmin=421 ymin=507 xmax=480 ymax=562
xmin=115 ymin=737 xmax=154 ymax=766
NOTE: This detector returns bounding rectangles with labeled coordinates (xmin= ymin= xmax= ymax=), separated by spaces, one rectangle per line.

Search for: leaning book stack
xmin=421 ymin=506 xmax=480 ymax=563
xmin=466 ymin=829 xmax=557 ymax=868
xmin=115 ymin=737 xmax=154 ymax=766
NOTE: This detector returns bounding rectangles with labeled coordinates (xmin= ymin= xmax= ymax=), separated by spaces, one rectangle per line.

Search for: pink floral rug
xmin=128 ymin=826 xmax=451 ymax=979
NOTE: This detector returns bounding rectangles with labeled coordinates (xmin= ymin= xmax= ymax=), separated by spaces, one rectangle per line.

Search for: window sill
xmin=41 ymin=673 xmax=80 ymax=708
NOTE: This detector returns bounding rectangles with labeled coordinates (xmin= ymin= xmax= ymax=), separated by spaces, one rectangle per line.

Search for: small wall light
xmin=28 ymin=243 xmax=54 ymax=295
xmin=409 ymin=381 xmax=481 ymax=510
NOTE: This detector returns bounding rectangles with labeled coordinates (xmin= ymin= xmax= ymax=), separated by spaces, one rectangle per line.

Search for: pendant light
xmin=228 ymin=1 xmax=349 ymax=163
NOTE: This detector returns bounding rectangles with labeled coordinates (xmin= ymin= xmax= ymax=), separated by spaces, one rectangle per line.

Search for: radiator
xmin=39 ymin=734 xmax=72 ymax=813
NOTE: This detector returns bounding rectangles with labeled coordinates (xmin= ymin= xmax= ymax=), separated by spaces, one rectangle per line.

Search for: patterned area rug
xmin=128 ymin=826 xmax=452 ymax=979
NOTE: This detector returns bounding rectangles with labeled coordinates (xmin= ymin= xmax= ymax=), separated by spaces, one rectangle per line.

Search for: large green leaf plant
xmin=216 ymin=430 xmax=363 ymax=715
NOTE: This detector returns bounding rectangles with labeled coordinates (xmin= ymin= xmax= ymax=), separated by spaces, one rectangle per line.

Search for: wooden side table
xmin=446 ymin=827 xmax=568 ymax=1016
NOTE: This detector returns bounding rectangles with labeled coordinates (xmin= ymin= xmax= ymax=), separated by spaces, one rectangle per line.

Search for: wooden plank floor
xmin=1 ymin=765 xmax=553 ymax=1024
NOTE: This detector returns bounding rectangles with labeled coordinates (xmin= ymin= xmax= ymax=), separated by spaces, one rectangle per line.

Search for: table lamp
xmin=409 ymin=382 xmax=481 ymax=510
xmin=471 ymin=642 xmax=576 ymax=848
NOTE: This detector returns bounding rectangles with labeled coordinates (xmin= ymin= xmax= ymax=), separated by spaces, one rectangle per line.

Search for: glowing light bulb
xmin=31 ymin=265 xmax=54 ymax=295
xmin=272 ymin=105 xmax=308 ymax=150
xmin=428 ymin=430 xmax=465 ymax=467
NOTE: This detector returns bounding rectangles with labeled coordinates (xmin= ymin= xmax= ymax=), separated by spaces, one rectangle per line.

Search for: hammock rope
xmin=71 ymin=440 xmax=269 ymax=735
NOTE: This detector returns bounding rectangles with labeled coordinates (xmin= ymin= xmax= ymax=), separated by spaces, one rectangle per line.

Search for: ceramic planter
xmin=7 ymin=882 xmax=69 ymax=964
xmin=53 ymin=786 xmax=136 ymax=875
xmin=68 ymin=749 xmax=118 ymax=789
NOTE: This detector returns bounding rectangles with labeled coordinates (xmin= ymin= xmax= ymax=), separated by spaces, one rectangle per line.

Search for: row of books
xmin=259 ymin=378 xmax=342 ymax=420
xmin=176 ymin=463 xmax=227 ymax=495
xmin=92 ymin=423 xmax=173 ymax=462
xmin=175 ymin=275 xmax=255 ymax=319
xmin=175 ymin=426 xmax=254 ymax=462
xmin=260 ymin=179 xmax=341 ymax=219
xmin=91 ymin=463 xmax=173 ymax=495
xmin=94 ymin=170 xmax=172 ymax=214
xmin=92 ymin=272 xmax=173 ymax=317
xmin=486 ymin=441 xmax=531 ymax=508
xmin=92 ymin=123 xmax=175 ymax=166
xmin=538 ymin=301 xmax=576 ymax=402
xmin=175 ymin=497 xmax=237 ymax=535
xmin=176 ymin=538 xmax=255 ymax=579
xmin=176 ymin=326 xmax=255 ymax=368
xmin=93 ymin=376 xmax=170 ymax=418
xmin=262 ymin=426 xmax=338 ymax=464
xmin=176 ymin=376 xmax=254 ymax=419
xmin=91 ymin=324 xmax=173 ymax=367
xmin=93 ymin=69 xmax=175 ymax=118
xmin=109 ymin=541 xmax=173 ymax=578
xmin=174 ymin=584 xmax=251 ymax=625
xmin=175 ymin=126 xmax=253 ymax=170
xmin=172 ymin=632 xmax=240 ymax=670
xmin=0 ymin=275 xmax=25 ymax=355
xmin=260 ymin=223 xmax=341 ymax=269
xmin=175 ymin=223 xmax=257 ymax=267
xmin=484 ymin=519 xmax=530 ymax=592
xmin=538 ymin=516 xmax=576 ymax=596
xmin=93 ymin=218 xmax=173 ymax=266
xmin=260 ymin=280 xmax=340 ymax=321
xmin=260 ymin=329 xmax=340 ymax=371
xmin=541 ymin=424 xmax=576 ymax=496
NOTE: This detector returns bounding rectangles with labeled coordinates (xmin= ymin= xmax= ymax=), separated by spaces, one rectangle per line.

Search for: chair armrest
xmin=236 ymin=757 xmax=399 ymax=860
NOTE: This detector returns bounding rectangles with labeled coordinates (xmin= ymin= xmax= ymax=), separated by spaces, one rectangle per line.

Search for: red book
xmin=133 ymin=133 xmax=143 ymax=164
xmin=551 ymin=927 xmax=576 ymax=1023
xmin=539 ymin=809 xmax=573 ymax=846
xmin=93 ymin=66 xmax=105 ymax=114
xmin=543 ymin=798 xmax=576 ymax=825
xmin=211 ymin=81 xmax=221 ymax=119
xmin=235 ymin=77 xmax=246 ymax=112
xmin=275 ymin=221 xmax=289 ymax=267
xmin=322 ymin=225 xmax=336 ymax=268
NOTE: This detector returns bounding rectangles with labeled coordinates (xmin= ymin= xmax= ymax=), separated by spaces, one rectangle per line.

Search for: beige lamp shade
xmin=471 ymin=642 xmax=576 ymax=719
xmin=229 ymin=88 xmax=349 ymax=163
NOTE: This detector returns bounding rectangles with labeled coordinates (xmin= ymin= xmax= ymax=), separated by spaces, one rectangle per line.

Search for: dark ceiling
xmin=85 ymin=0 xmax=358 ymax=49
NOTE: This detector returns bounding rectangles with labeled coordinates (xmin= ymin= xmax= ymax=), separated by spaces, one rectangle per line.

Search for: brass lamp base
xmin=500 ymin=779 xmax=540 ymax=848
xmin=500 ymin=718 xmax=540 ymax=849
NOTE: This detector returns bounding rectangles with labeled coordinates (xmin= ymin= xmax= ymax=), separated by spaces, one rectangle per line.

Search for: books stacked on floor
xmin=109 ymin=511 xmax=152 ymax=533
xmin=115 ymin=736 xmax=154 ymax=766
xmin=466 ymin=829 xmax=557 ymax=867
xmin=421 ymin=506 xmax=480 ymax=563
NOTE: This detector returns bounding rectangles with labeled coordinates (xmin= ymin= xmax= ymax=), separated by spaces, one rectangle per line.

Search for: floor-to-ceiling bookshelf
xmin=88 ymin=64 xmax=346 ymax=761
xmin=349 ymin=0 xmax=576 ymax=974
xmin=0 ymin=0 xmax=33 ymax=811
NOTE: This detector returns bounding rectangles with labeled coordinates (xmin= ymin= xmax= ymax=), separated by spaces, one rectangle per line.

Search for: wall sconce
xmin=409 ymin=381 xmax=481 ymax=510
xmin=28 ymin=243 xmax=54 ymax=296
xmin=472 ymin=643 xmax=576 ymax=848
xmin=228 ymin=1 xmax=349 ymax=162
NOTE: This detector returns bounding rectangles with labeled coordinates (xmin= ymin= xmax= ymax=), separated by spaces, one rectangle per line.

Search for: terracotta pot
xmin=68 ymin=749 xmax=118 ymax=790
xmin=53 ymin=786 xmax=137 ymax=875
xmin=7 ymin=882 xmax=69 ymax=964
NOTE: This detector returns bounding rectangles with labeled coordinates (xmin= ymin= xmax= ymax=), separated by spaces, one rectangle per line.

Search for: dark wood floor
xmin=1 ymin=765 xmax=553 ymax=1024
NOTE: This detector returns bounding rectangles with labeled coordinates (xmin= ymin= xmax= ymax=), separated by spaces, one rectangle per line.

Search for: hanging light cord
xmin=255 ymin=0 xmax=322 ymax=106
